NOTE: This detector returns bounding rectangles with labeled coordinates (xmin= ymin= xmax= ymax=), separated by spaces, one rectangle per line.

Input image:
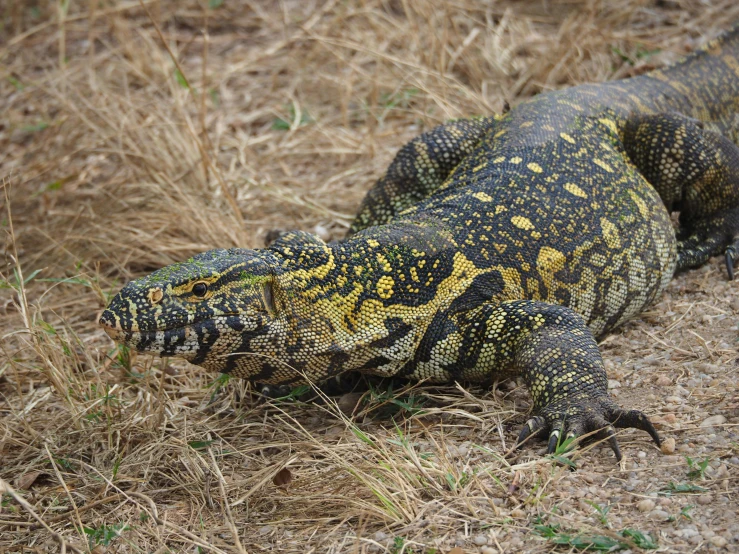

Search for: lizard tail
xmin=643 ymin=25 xmax=739 ymax=136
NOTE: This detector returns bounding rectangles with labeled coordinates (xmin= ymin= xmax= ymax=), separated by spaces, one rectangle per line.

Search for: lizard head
xmin=100 ymin=247 xmax=305 ymax=381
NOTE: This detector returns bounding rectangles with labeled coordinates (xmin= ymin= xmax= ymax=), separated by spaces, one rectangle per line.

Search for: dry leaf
xmin=273 ymin=467 xmax=293 ymax=488
xmin=15 ymin=471 xmax=44 ymax=490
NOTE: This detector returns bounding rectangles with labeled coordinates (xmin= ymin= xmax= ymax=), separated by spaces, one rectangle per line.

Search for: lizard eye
xmin=192 ymin=282 xmax=209 ymax=297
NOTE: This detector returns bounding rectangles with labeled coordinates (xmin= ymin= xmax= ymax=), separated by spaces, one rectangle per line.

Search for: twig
xmin=31 ymin=494 xmax=124 ymax=529
xmin=0 ymin=0 xmax=159 ymax=57
xmin=0 ymin=479 xmax=84 ymax=553
xmin=139 ymin=0 xmax=245 ymax=227
xmin=45 ymin=444 xmax=85 ymax=542
xmin=208 ymin=443 xmax=249 ymax=554
xmin=138 ymin=0 xmax=190 ymax=89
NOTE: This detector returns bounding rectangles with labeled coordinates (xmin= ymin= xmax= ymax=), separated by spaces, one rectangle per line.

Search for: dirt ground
xmin=0 ymin=1 xmax=738 ymax=552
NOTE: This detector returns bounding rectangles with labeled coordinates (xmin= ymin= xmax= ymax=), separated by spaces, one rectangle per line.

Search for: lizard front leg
xmin=348 ymin=117 xmax=496 ymax=235
xmin=456 ymin=300 xmax=660 ymax=461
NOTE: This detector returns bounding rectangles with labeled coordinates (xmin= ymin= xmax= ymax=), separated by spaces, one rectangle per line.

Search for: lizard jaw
xmin=99 ymin=312 xmax=203 ymax=360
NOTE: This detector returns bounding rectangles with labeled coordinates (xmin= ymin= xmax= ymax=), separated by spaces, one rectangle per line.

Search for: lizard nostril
xmin=148 ymin=287 xmax=164 ymax=304
xmin=98 ymin=310 xmax=118 ymax=329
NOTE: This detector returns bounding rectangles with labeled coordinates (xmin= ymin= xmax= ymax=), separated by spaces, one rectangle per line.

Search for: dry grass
xmin=1 ymin=1 xmax=738 ymax=552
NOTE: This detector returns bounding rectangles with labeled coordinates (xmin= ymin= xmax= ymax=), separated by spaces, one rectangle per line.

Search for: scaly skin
xmin=100 ymin=28 xmax=739 ymax=461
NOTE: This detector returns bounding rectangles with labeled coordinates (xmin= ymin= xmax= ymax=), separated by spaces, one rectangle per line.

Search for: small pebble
xmin=649 ymin=509 xmax=669 ymax=520
xmin=313 ymin=223 xmax=331 ymax=240
xmin=637 ymin=499 xmax=655 ymax=512
xmin=697 ymin=495 xmax=712 ymax=505
xmin=473 ymin=535 xmax=488 ymax=546
xmin=374 ymin=531 xmax=387 ymax=542
xmin=655 ymin=375 xmax=672 ymax=386
xmin=660 ymin=437 xmax=676 ymax=454
xmin=700 ymin=415 xmax=726 ymax=427
xmin=710 ymin=536 xmax=728 ymax=548
xmin=337 ymin=392 xmax=363 ymax=415
xmin=481 ymin=547 xmax=498 ymax=554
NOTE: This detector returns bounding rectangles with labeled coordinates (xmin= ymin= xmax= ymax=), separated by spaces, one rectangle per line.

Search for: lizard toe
xmin=516 ymin=416 xmax=548 ymax=448
xmin=518 ymin=396 xmax=660 ymax=462
xmin=607 ymin=407 xmax=661 ymax=447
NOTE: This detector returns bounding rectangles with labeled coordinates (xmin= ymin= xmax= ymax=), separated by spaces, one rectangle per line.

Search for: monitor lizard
xmin=100 ymin=27 xmax=739 ymax=461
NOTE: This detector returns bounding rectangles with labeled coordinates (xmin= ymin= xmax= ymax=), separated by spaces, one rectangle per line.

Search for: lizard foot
xmin=515 ymin=395 xmax=660 ymax=462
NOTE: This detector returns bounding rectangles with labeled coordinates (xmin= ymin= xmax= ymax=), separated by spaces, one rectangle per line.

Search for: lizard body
xmin=101 ymin=28 xmax=739 ymax=459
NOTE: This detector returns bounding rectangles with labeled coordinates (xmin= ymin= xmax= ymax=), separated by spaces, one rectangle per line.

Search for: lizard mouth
xmin=99 ymin=309 xmax=242 ymax=336
xmin=99 ymin=310 xmax=248 ymax=359
xmin=100 ymin=320 xmax=198 ymax=357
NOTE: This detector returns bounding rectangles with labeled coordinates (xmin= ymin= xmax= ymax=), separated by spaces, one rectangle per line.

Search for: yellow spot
xmin=511 ymin=216 xmax=535 ymax=230
xmin=473 ymin=163 xmax=487 ymax=172
xmin=376 ymin=253 xmax=392 ymax=272
xmin=366 ymin=239 xmax=380 ymax=248
xmin=309 ymin=251 xmax=335 ymax=280
xmin=409 ymin=267 xmax=420 ymax=282
xmin=560 ymin=132 xmax=576 ymax=144
xmin=537 ymin=247 xmax=566 ymax=272
xmin=563 ymin=182 xmax=587 ymax=198
xmin=723 ymin=54 xmax=739 ymax=74
xmin=127 ymin=300 xmax=139 ymax=329
xmin=593 ymin=158 xmax=613 ymax=172
xmin=598 ymin=118 xmax=618 ymax=134
xmin=509 ymin=156 xmax=522 ymax=164
xmin=628 ymin=190 xmax=649 ymax=217
xmin=520 ymin=121 xmax=533 ymax=128
xmin=376 ymin=275 xmax=395 ymax=299
xmin=493 ymin=156 xmax=506 ymax=163
xmin=495 ymin=205 xmax=507 ymax=214
xmin=527 ymin=162 xmax=543 ymax=173
xmin=494 ymin=129 xmax=506 ymax=138
xmin=473 ymin=191 xmax=493 ymax=202
xmin=600 ymin=217 xmax=621 ymax=249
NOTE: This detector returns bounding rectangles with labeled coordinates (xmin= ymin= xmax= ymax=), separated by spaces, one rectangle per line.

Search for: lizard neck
xmin=262 ymin=223 xmax=483 ymax=380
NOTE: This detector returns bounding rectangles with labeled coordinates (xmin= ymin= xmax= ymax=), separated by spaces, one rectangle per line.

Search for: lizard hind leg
xmin=622 ymin=112 xmax=739 ymax=279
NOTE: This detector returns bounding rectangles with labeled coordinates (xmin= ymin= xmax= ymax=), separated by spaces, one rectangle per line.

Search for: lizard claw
xmin=514 ymin=396 xmax=660 ymax=462
xmin=516 ymin=415 xmax=548 ymax=447
xmin=725 ymin=246 xmax=736 ymax=280
xmin=546 ymin=420 xmax=566 ymax=455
